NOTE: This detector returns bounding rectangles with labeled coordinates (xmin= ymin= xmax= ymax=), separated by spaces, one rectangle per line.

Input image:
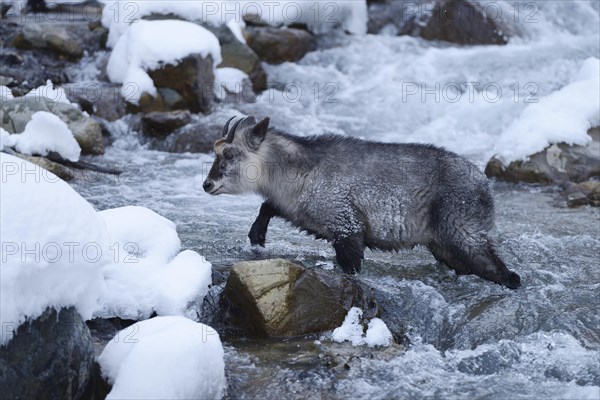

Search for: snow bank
xmin=4 ymin=111 xmax=81 ymax=161
xmin=98 ymin=316 xmax=226 ymax=400
xmin=25 ymin=79 xmax=71 ymax=104
xmin=106 ymin=19 xmax=221 ymax=104
xmin=0 ymin=153 xmax=109 ymax=345
xmin=496 ymin=57 xmax=600 ymax=162
xmin=95 ymin=206 xmax=212 ymax=320
xmin=331 ymin=307 xmax=393 ymax=347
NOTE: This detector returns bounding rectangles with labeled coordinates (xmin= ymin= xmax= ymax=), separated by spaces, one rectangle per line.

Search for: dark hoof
xmin=503 ymin=272 xmax=521 ymax=289
xmin=248 ymin=229 xmax=266 ymax=247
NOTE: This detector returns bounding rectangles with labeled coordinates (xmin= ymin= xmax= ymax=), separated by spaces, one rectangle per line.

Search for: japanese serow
xmin=203 ymin=116 xmax=521 ymax=289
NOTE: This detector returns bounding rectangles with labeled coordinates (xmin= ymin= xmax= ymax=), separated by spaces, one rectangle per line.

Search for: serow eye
xmin=224 ymin=152 xmax=234 ymax=161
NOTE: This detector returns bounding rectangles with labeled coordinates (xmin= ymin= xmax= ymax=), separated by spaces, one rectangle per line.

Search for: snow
xmin=1 ymin=85 xmax=13 ymax=101
xmin=227 ymin=19 xmax=246 ymax=43
xmin=106 ymin=19 xmax=221 ymax=104
xmin=4 ymin=111 xmax=81 ymax=162
xmin=98 ymin=316 xmax=226 ymax=400
xmin=25 ymin=79 xmax=71 ymax=104
xmin=215 ymin=67 xmax=249 ymax=99
xmin=0 ymin=153 xmax=109 ymax=345
xmin=0 ymin=154 xmax=213 ymax=343
xmin=101 ymin=1 xmax=367 ymax=47
xmin=495 ymin=57 xmax=600 ymax=162
xmin=331 ymin=307 xmax=393 ymax=347
xmin=95 ymin=206 xmax=212 ymax=320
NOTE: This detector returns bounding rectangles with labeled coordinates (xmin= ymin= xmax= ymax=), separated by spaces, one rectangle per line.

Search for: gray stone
xmin=1 ymin=96 xmax=105 ymax=155
xmin=485 ymin=127 xmax=600 ymax=184
xmin=162 ymin=120 xmax=221 ymax=153
xmin=13 ymin=23 xmax=84 ymax=59
xmin=141 ymin=110 xmax=192 ymax=138
xmin=63 ymin=81 xmax=127 ymax=122
xmin=222 ymin=259 xmax=356 ymax=337
xmin=245 ymin=26 xmax=316 ymax=64
xmin=0 ymin=307 xmax=95 ymax=400
xmin=566 ymin=191 xmax=589 ymax=208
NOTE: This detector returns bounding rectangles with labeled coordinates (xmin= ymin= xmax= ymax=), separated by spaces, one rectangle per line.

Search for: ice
xmin=95 ymin=206 xmax=212 ymax=320
xmin=106 ymin=20 xmax=221 ymax=104
xmin=0 ymin=153 xmax=109 ymax=345
xmin=25 ymin=79 xmax=71 ymax=104
xmin=5 ymin=111 xmax=81 ymax=162
xmin=98 ymin=316 xmax=226 ymax=400
xmin=331 ymin=307 xmax=393 ymax=347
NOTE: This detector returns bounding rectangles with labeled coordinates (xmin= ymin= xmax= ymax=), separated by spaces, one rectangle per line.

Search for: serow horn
xmin=225 ymin=117 xmax=244 ymax=143
xmin=222 ymin=116 xmax=236 ymax=138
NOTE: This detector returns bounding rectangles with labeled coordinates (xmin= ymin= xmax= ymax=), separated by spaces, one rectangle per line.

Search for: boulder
xmin=245 ymin=26 xmax=316 ymax=64
xmin=141 ymin=110 xmax=192 ymax=138
xmin=485 ymin=128 xmax=600 ymax=184
xmin=15 ymin=153 xmax=74 ymax=181
xmin=63 ymin=81 xmax=127 ymax=122
xmin=1 ymin=96 xmax=105 ymax=155
xmin=0 ymin=307 xmax=95 ymax=400
xmin=561 ymin=181 xmax=600 ymax=208
xmin=137 ymin=54 xmax=215 ymax=114
xmin=205 ymin=24 xmax=267 ymax=92
xmin=222 ymin=259 xmax=356 ymax=337
xmin=162 ymin=120 xmax=221 ymax=153
xmin=13 ymin=23 xmax=84 ymax=59
xmin=369 ymin=0 xmax=510 ymax=44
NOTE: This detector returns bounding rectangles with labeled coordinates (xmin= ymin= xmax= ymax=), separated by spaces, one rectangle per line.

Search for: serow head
xmin=203 ymin=116 xmax=270 ymax=195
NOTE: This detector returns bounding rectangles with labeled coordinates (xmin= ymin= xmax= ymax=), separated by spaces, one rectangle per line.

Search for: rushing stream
xmin=66 ymin=1 xmax=600 ymax=398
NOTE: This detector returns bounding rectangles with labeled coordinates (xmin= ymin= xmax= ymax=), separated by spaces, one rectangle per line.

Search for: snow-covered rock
xmin=495 ymin=57 xmax=600 ymax=163
xmin=331 ymin=307 xmax=393 ymax=347
xmin=25 ymin=79 xmax=72 ymax=104
xmin=0 ymin=154 xmax=213 ymax=342
xmin=0 ymin=85 xmax=14 ymax=101
xmin=0 ymin=153 xmax=110 ymax=345
xmin=98 ymin=316 xmax=226 ymax=400
xmin=95 ymin=206 xmax=212 ymax=320
xmin=4 ymin=111 xmax=81 ymax=161
xmin=106 ymin=19 xmax=221 ymax=105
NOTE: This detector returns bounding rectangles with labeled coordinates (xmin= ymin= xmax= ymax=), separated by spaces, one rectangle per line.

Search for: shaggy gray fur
xmin=203 ymin=116 xmax=521 ymax=289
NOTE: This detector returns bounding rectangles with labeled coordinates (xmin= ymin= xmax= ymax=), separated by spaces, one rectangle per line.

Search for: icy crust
xmin=99 ymin=316 xmax=226 ymax=400
xmin=106 ymin=19 xmax=221 ymax=104
xmin=3 ymin=111 xmax=81 ymax=162
xmin=101 ymin=0 xmax=367 ymax=47
xmin=0 ymin=153 xmax=109 ymax=345
xmin=0 ymin=155 xmax=212 ymax=344
xmin=496 ymin=57 xmax=600 ymax=162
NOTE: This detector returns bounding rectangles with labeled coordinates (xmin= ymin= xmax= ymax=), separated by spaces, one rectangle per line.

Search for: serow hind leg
xmin=333 ymin=233 xmax=365 ymax=275
xmin=248 ymin=201 xmax=279 ymax=247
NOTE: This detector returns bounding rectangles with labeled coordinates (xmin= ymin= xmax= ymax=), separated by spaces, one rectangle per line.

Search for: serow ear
xmin=247 ymin=117 xmax=270 ymax=150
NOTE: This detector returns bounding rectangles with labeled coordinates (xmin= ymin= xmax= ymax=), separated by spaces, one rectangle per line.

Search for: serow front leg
xmin=333 ymin=233 xmax=365 ymax=275
xmin=248 ymin=201 xmax=278 ymax=247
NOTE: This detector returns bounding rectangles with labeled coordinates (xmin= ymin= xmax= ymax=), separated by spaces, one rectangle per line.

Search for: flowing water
xmin=69 ymin=1 xmax=600 ymax=398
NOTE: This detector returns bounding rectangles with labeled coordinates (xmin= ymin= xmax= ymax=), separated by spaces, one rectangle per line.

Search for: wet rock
xmin=13 ymin=23 xmax=84 ymax=59
xmin=141 ymin=110 xmax=192 ymax=138
xmin=367 ymin=0 xmax=408 ymax=35
xmin=63 ymin=82 xmax=127 ymax=122
xmin=205 ymin=24 xmax=267 ymax=92
xmin=222 ymin=259 xmax=356 ymax=337
xmin=566 ymin=192 xmax=589 ymax=208
xmin=1 ymin=96 xmax=105 ymax=155
xmin=162 ymin=119 xmax=221 ymax=153
xmin=245 ymin=26 xmax=316 ymax=64
xmin=399 ymin=0 xmax=510 ymax=44
xmin=14 ymin=152 xmax=75 ymax=180
xmin=0 ymin=307 xmax=95 ymax=400
xmin=485 ymin=127 xmax=600 ymax=184
xmin=135 ymin=54 xmax=215 ymax=113
xmin=589 ymin=184 xmax=600 ymax=207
